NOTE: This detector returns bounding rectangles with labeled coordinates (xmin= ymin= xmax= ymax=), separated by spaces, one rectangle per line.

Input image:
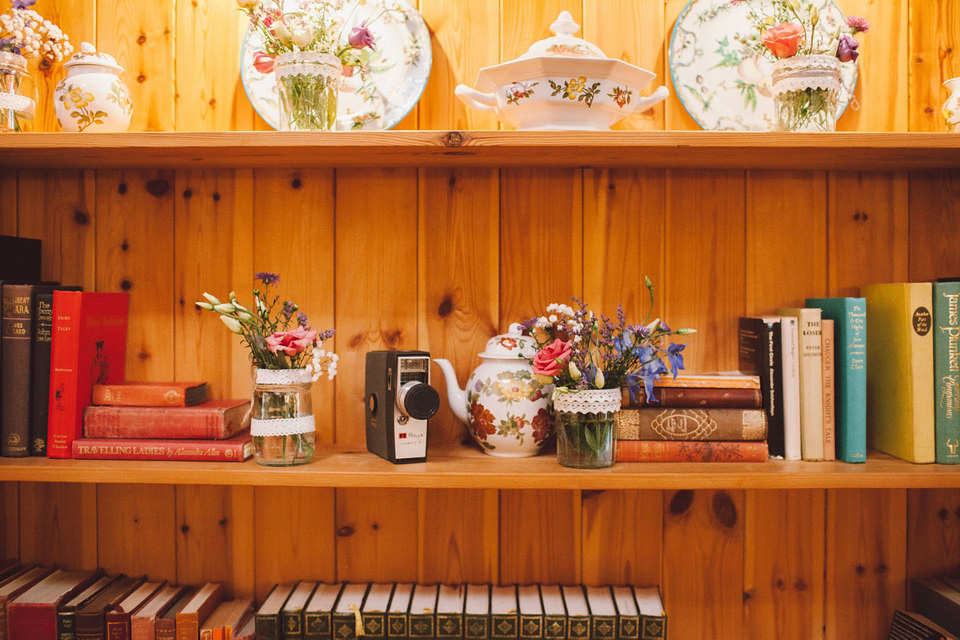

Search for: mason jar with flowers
xmin=0 ymin=0 xmax=72 ymax=132
xmin=522 ymin=279 xmax=694 ymax=469
xmin=237 ymin=0 xmax=379 ymax=130
xmin=197 ymin=273 xmax=338 ymax=466
xmin=737 ymin=0 xmax=869 ymax=131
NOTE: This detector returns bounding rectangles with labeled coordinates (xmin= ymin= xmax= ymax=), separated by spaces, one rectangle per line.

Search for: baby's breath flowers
xmin=0 ymin=0 xmax=72 ymax=70
xmin=196 ymin=272 xmax=338 ymax=381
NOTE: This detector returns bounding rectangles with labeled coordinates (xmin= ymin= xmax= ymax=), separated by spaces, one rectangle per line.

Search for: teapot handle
xmin=629 ymin=85 xmax=670 ymax=114
xmin=455 ymin=85 xmax=498 ymax=113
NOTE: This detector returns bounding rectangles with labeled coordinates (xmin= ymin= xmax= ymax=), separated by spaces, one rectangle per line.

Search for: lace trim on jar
xmin=553 ymin=388 xmax=622 ymax=414
xmin=274 ymin=52 xmax=341 ymax=81
xmin=251 ymin=415 xmax=316 ymax=437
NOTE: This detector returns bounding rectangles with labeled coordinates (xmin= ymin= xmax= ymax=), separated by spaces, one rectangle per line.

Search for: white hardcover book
xmin=778 ymin=308 xmax=824 ymax=460
xmin=778 ymin=315 xmax=803 ymax=461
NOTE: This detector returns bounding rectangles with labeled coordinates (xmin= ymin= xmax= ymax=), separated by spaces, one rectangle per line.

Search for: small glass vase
xmin=771 ymin=54 xmax=841 ymax=132
xmin=553 ymin=388 xmax=622 ymax=469
xmin=274 ymin=51 xmax=340 ymax=131
xmin=251 ymin=368 xmax=316 ymax=466
xmin=0 ymin=52 xmax=36 ymax=133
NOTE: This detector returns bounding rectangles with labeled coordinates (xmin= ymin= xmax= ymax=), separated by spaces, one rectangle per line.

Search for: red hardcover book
xmin=72 ymin=430 xmax=253 ymax=462
xmin=7 ymin=568 xmax=102 ymax=640
xmin=105 ymin=580 xmax=165 ymax=640
xmin=615 ymin=408 xmax=768 ymax=441
xmin=92 ymin=382 xmax=208 ymax=407
xmin=46 ymin=291 xmax=129 ymax=458
xmin=0 ymin=566 xmax=56 ymax=640
xmin=82 ymin=400 xmax=250 ymax=440
xmin=131 ymin=585 xmax=187 ymax=640
xmin=615 ymin=440 xmax=769 ymax=462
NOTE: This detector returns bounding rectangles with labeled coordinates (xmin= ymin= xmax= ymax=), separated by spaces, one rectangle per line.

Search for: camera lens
xmin=396 ymin=381 xmax=440 ymax=421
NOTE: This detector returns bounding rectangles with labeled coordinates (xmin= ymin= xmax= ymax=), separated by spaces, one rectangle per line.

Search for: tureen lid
xmin=518 ymin=11 xmax=607 ymax=59
xmin=479 ymin=323 xmax=537 ymax=359
xmin=64 ymin=42 xmax=123 ymax=72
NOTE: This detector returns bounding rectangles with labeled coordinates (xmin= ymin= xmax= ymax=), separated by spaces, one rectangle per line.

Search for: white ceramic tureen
xmin=455 ymin=11 xmax=668 ymax=131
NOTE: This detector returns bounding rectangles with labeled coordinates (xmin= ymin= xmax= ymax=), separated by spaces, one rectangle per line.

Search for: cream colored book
xmin=778 ymin=308 xmax=824 ymax=460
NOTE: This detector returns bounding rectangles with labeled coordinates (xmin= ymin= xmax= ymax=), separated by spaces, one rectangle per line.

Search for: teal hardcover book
xmin=934 ymin=280 xmax=960 ymax=464
xmin=805 ymin=297 xmax=867 ymax=462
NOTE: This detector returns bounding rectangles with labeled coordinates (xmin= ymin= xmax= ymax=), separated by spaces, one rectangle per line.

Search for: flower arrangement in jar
xmin=197 ymin=272 xmax=338 ymax=466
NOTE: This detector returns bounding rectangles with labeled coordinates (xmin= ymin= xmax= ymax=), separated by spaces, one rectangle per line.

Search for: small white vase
xmin=54 ymin=42 xmax=132 ymax=133
xmin=943 ymin=77 xmax=960 ymax=132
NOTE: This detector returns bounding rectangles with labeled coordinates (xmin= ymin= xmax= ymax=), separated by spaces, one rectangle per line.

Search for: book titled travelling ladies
xmin=71 ymin=430 xmax=253 ymax=462
xmin=46 ymin=291 xmax=129 ymax=458
xmin=81 ymin=399 xmax=250 ymax=440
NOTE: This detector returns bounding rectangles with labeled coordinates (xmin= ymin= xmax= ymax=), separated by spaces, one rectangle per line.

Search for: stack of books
xmin=255 ymin=581 xmax=666 ymax=640
xmin=614 ymin=373 xmax=769 ymax=462
xmin=70 ymin=381 xmax=253 ymax=462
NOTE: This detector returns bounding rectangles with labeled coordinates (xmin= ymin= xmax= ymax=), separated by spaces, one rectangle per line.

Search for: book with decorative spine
xmin=303 ymin=583 xmax=343 ymax=640
xmin=934 ymin=279 xmax=960 ymax=464
xmin=584 ymin=586 xmax=617 ymax=639
xmin=777 ymin=307 xmax=824 ymax=460
xmin=490 ymin=585 xmax=517 ymax=640
xmin=435 ymin=584 xmax=465 ymax=639
xmin=407 ymin=584 xmax=437 ymax=640
xmin=74 ymin=574 xmax=144 ymax=640
xmin=359 ymin=583 xmax=393 ymax=639
xmin=280 ymin=581 xmax=316 ymax=640
xmin=255 ymin=583 xmax=296 ymax=640
xmin=539 ymin=586 xmax=566 ymax=640
xmin=633 ymin=587 xmax=667 ymax=640
xmin=821 ymin=318 xmax=836 ymax=461
xmin=611 ymin=586 xmax=640 ymax=640
xmin=155 ymin=586 xmax=197 ymax=640
xmin=616 ymin=440 xmax=769 ymax=462
xmin=463 ymin=584 xmax=489 ymax=640
xmin=517 ymin=585 xmax=543 ymax=640
xmin=332 ymin=582 xmax=369 ymax=639
xmin=738 ymin=317 xmax=791 ymax=459
xmin=131 ymin=584 xmax=187 ymax=640
xmin=105 ymin=580 xmax=166 ymax=640
xmin=385 ymin=583 xmax=412 ymax=639
xmin=561 ymin=586 xmax=589 ymax=639
xmin=615 ymin=408 xmax=768 ymax=441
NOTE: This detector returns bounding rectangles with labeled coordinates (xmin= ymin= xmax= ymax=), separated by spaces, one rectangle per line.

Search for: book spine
xmin=176 ymin=617 xmax=199 ymax=640
xmin=131 ymin=617 xmax=156 ymax=640
xmin=618 ymin=615 xmax=640 ymax=640
xmin=72 ymin=436 xmax=251 ymax=462
xmin=628 ymin=387 xmax=762 ymax=408
xmin=640 ymin=614 xmax=667 ymax=640
xmin=156 ymin=620 xmax=177 ymax=640
xmin=362 ymin=612 xmax=386 ymax=639
xmin=542 ymin=615 xmax=566 ymax=640
xmin=489 ymin=613 xmax=516 ymax=639
xmin=908 ymin=284 xmax=936 ymax=463
xmin=82 ymin=406 xmax=236 ymax=439
xmin=255 ymin=613 xmax=280 ymax=640
xmin=463 ymin=614 xmax=488 ymax=640
xmin=2 ymin=283 xmax=34 ymax=457
xmin=385 ymin=614 xmax=406 ymax=639
xmin=107 ymin=618 xmax=130 ymax=640
xmin=780 ymin=317 xmax=802 ymax=461
xmin=781 ymin=309 xmax=824 ymax=460
xmin=58 ymin=610 xmax=77 ymax=640
xmin=29 ymin=291 xmax=56 ymax=455
xmin=738 ymin=318 xmax=784 ymax=457
xmin=281 ymin=609 xmax=303 ymax=640
xmin=46 ymin=291 xmax=84 ymax=458
xmin=935 ymin=281 xmax=960 ymax=464
xmin=303 ymin=612 xmax=331 ymax=640
xmin=615 ymin=440 xmax=769 ymax=462
xmin=615 ymin=408 xmax=768 ymax=441
xmin=7 ymin=602 xmax=55 ymax=640
xmin=436 ymin=613 xmax=463 ymax=639
xmin=92 ymin=384 xmax=195 ymax=407
xmin=821 ymin=318 xmax=836 ymax=461
xmin=517 ymin=615 xmax=542 ymax=640
xmin=590 ymin=614 xmax=617 ymax=639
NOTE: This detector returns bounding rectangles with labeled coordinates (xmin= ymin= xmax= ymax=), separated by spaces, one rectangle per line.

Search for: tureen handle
xmin=455 ymin=85 xmax=497 ymax=113
xmin=629 ymin=85 xmax=670 ymax=113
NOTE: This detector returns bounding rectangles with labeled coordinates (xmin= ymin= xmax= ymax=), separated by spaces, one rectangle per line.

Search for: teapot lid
xmin=64 ymin=42 xmax=123 ymax=72
xmin=479 ymin=323 xmax=537 ymax=359
xmin=518 ymin=11 xmax=607 ymax=59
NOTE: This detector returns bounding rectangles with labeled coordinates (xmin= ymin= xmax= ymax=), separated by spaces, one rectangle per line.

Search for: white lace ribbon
xmin=275 ymin=52 xmax=341 ymax=81
xmin=0 ymin=92 xmax=34 ymax=116
xmin=255 ymin=368 xmax=313 ymax=385
xmin=772 ymin=54 xmax=842 ymax=94
xmin=553 ymin=388 xmax=622 ymax=414
xmin=251 ymin=415 xmax=316 ymax=437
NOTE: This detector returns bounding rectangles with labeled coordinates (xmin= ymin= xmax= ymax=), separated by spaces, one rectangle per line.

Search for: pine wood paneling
xmin=252 ymin=169 xmax=336 ymax=444
xmin=908 ymin=171 xmax=960 ymax=282
xmin=501 ymin=0 xmax=582 ymax=66
xmin=581 ymin=490 xmax=662 ymax=587
xmin=419 ymin=488 xmax=498 ymax=584
xmin=909 ymin=0 xmax=960 ymax=131
xmin=419 ymin=168 xmax=499 ymax=448
xmin=97 ymin=484 xmax=176 ymax=581
xmin=743 ymin=490 xmax=826 ymax=639
xmin=253 ymin=486 xmax=335 ymax=601
xmin=907 ymin=489 xmax=960 ymax=585
xmin=96 ymin=0 xmax=175 ymax=132
xmin=663 ymin=489 xmax=745 ymax=640
xmin=95 ymin=170 xmax=175 ymax=381
xmin=827 ymin=172 xmax=909 ymax=297
xmin=0 ymin=173 xmax=16 ymax=236
xmin=176 ymin=485 xmax=250 ymax=595
xmin=1 ymin=484 xmax=18 ymax=560
xmin=335 ymin=488 xmax=419 ymax=582
xmin=499 ymin=489 xmax=580 ymax=585
xmin=17 ymin=482 xmax=97 ymax=570
xmin=825 ymin=489 xmax=907 ymax=640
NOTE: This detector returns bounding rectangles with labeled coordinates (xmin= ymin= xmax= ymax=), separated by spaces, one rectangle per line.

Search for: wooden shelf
xmin=2 ymin=131 xmax=959 ymax=171
xmin=1 ymin=446 xmax=958 ymax=489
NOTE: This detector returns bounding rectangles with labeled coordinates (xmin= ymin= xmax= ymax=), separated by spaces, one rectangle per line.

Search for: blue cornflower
xmin=666 ymin=342 xmax=686 ymax=378
xmin=12 ymin=0 xmax=36 ymax=9
xmin=254 ymin=272 xmax=280 ymax=286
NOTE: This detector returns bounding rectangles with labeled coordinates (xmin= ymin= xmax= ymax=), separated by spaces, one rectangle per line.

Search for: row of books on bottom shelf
xmin=890 ymin=575 xmax=960 ymax=640
xmin=0 ymin=558 xmax=667 ymax=640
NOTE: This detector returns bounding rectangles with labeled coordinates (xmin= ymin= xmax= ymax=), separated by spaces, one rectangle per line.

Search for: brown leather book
xmin=615 ymin=408 xmax=768 ymax=441
xmin=175 ymin=582 xmax=224 ymax=640
xmin=74 ymin=575 xmax=144 ymax=640
xmin=132 ymin=585 xmax=188 ymax=640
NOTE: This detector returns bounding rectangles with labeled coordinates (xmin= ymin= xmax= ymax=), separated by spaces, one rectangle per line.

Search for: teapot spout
xmin=432 ymin=358 xmax=469 ymax=424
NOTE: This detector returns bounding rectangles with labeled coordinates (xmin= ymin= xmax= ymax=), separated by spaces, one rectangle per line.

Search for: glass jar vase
xmin=553 ymin=388 xmax=622 ymax=469
xmin=274 ymin=51 xmax=340 ymax=131
xmin=771 ymin=54 xmax=841 ymax=132
xmin=251 ymin=368 xmax=316 ymax=466
xmin=0 ymin=52 xmax=36 ymax=132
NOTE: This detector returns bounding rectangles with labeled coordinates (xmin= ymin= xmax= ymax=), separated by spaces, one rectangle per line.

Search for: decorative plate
xmin=669 ymin=0 xmax=858 ymax=131
xmin=240 ymin=0 xmax=432 ymax=131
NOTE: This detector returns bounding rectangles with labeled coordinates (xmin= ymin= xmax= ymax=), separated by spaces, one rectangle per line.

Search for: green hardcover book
xmin=332 ymin=582 xmax=369 ymax=640
xmin=633 ymin=586 xmax=667 ymax=640
xmin=435 ymin=583 xmax=465 ymax=639
xmin=490 ymin=585 xmax=518 ymax=640
xmin=281 ymin=581 xmax=317 ymax=640
xmin=611 ymin=586 xmax=640 ymax=640
xmin=561 ymin=586 xmax=589 ymax=639
xmin=359 ymin=583 xmax=393 ymax=639
xmin=303 ymin=583 xmax=343 ymax=640
xmin=255 ymin=583 xmax=296 ymax=640
xmin=584 ymin=586 xmax=617 ymax=639
xmin=538 ymin=586 xmax=566 ymax=640
xmin=934 ymin=279 xmax=960 ymax=463
xmin=407 ymin=584 xmax=437 ymax=639
xmin=516 ymin=585 xmax=543 ymax=640
xmin=386 ymin=583 xmax=412 ymax=639
xmin=464 ymin=584 xmax=490 ymax=640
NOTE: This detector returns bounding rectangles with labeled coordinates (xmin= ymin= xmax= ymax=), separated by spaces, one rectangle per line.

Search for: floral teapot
xmin=54 ymin=42 xmax=132 ymax=133
xmin=433 ymin=324 xmax=553 ymax=457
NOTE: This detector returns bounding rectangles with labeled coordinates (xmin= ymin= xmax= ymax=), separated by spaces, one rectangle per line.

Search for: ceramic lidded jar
xmin=434 ymin=324 xmax=554 ymax=457
xmin=54 ymin=42 xmax=132 ymax=132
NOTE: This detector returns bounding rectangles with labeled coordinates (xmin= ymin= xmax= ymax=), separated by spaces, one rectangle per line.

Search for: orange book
xmin=92 ymin=381 xmax=208 ymax=407
xmin=176 ymin=582 xmax=223 ymax=640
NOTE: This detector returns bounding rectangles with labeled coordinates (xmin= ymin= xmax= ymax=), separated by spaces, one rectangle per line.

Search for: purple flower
xmin=282 ymin=301 xmax=295 ymax=320
xmin=846 ymin=15 xmax=870 ymax=35
xmin=254 ymin=272 xmax=280 ymax=286
xmin=348 ymin=22 xmax=375 ymax=49
xmin=12 ymin=0 xmax=36 ymax=9
xmin=836 ymin=34 xmax=860 ymax=62
xmin=0 ymin=37 xmax=19 ymax=54
xmin=666 ymin=342 xmax=686 ymax=378
xmin=296 ymin=311 xmax=309 ymax=328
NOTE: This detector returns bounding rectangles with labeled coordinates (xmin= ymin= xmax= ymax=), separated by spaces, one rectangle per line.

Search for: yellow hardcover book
xmin=777 ymin=307 xmax=824 ymax=460
xmin=862 ymin=282 xmax=935 ymax=463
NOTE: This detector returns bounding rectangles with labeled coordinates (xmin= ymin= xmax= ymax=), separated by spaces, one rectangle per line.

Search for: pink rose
xmin=760 ymin=22 xmax=804 ymax=58
xmin=265 ymin=326 xmax=317 ymax=356
xmin=533 ymin=339 xmax=572 ymax=378
xmin=253 ymin=51 xmax=275 ymax=74
xmin=348 ymin=22 xmax=376 ymax=49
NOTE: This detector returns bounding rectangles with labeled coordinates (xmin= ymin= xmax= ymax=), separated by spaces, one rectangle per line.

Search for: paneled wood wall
xmin=2 ymin=1 xmax=960 ymax=638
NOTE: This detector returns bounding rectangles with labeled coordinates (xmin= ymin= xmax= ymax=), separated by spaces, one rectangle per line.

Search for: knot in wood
xmin=669 ymin=489 xmax=693 ymax=515
xmin=441 ymin=131 xmax=464 ymax=147
xmin=712 ymin=491 xmax=737 ymax=528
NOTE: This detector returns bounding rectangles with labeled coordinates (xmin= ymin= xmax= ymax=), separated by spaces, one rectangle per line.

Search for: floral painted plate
xmin=240 ymin=0 xmax=431 ymax=131
xmin=669 ymin=0 xmax=857 ymax=131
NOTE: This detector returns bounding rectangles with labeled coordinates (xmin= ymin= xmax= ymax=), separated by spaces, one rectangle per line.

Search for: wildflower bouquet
xmin=0 ymin=0 xmax=72 ymax=70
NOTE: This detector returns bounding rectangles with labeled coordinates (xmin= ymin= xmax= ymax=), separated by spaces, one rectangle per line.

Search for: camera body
xmin=365 ymin=350 xmax=440 ymax=464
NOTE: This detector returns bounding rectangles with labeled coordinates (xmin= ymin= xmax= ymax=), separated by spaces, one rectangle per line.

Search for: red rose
xmin=533 ymin=339 xmax=572 ymax=378
xmin=760 ymin=22 xmax=804 ymax=58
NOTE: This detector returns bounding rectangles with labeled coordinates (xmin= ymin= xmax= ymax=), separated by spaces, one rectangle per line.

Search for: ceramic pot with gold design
xmin=54 ymin=42 xmax=132 ymax=132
